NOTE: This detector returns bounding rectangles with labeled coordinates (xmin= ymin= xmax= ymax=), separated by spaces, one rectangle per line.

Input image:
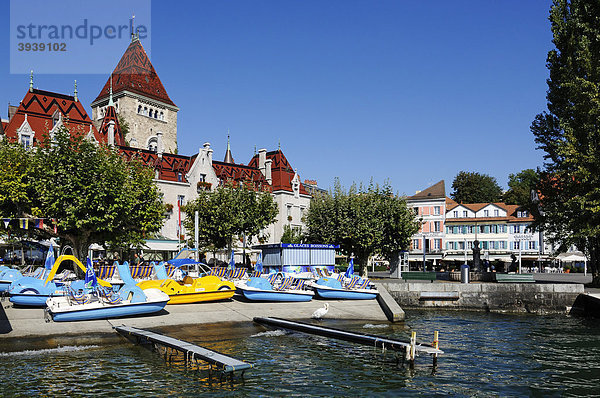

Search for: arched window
xmin=144 ymin=106 xmax=148 ymax=116
xmin=138 ymin=105 xmax=142 ymax=114
xmin=160 ymin=111 xmax=164 ymax=120
xmin=148 ymin=137 xmax=158 ymax=152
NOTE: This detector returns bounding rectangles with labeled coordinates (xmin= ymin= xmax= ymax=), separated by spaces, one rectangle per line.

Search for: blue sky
xmin=1 ymin=0 xmax=554 ymax=196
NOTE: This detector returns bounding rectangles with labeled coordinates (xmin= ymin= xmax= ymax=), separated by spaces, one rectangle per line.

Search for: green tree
xmin=183 ymin=184 xmax=278 ymax=254
xmin=0 ymin=140 xmax=34 ymax=219
xmin=281 ymin=225 xmax=303 ymax=243
xmin=451 ymin=171 xmax=503 ymax=203
xmin=32 ymin=126 xmax=164 ymax=259
xmin=305 ymin=179 xmax=420 ymax=275
xmin=503 ymin=169 xmax=540 ymax=207
xmin=531 ymin=0 xmax=600 ymax=284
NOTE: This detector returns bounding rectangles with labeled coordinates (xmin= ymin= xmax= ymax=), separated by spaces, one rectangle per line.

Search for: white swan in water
xmin=312 ymin=303 xmax=329 ymax=319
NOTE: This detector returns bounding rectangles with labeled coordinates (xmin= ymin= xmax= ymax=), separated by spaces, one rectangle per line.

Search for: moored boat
xmin=308 ymin=275 xmax=378 ymax=300
xmin=136 ymin=262 xmax=235 ymax=304
xmin=235 ymin=276 xmax=314 ymax=302
xmin=46 ymin=285 xmax=169 ymax=322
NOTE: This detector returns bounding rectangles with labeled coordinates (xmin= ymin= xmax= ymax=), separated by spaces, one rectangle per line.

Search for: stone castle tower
xmin=91 ymin=36 xmax=179 ymax=153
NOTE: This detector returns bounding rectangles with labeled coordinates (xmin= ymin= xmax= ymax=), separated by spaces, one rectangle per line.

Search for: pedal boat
xmin=308 ymin=276 xmax=378 ymax=300
xmin=46 ymin=285 xmax=169 ymax=322
xmin=8 ymin=255 xmax=111 ymax=307
xmin=136 ymin=275 xmax=235 ymax=304
xmin=235 ymin=276 xmax=314 ymax=302
xmin=0 ymin=267 xmax=23 ymax=292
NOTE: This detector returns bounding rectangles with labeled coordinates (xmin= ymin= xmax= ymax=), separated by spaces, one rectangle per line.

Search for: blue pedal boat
xmin=8 ymin=255 xmax=112 ymax=307
xmin=308 ymin=276 xmax=378 ymax=300
xmin=235 ymin=276 xmax=314 ymax=302
xmin=45 ymin=285 xmax=170 ymax=322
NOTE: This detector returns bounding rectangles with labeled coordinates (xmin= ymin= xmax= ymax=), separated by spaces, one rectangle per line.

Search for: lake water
xmin=1 ymin=310 xmax=599 ymax=397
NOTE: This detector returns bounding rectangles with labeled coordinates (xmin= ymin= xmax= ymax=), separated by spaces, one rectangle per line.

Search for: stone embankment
xmin=377 ymin=281 xmax=584 ymax=314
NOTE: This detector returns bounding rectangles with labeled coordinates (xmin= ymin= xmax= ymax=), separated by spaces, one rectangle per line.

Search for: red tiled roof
xmin=248 ymin=150 xmax=309 ymax=195
xmin=3 ymin=89 xmax=100 ymax=143
xmin=98 ymin=105 xmax=125 ymax=146
xmin=94 ymin=40 xmax=176 ymax=107
xmin=118 ymin=146 xmax=191 ymax=183
xmin=0 ymin=121 xmax=7 ymax=134
xmin=212 ymin=161 xmax=270 ymax=190
xmin=446 ymin=202 xmax=534 ymax=223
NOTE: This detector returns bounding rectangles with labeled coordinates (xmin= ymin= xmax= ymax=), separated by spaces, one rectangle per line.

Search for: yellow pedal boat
xmin=137 ymin=275 xmax=235 ymax=304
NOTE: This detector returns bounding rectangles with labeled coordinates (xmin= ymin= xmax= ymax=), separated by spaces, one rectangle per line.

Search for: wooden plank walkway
xmin=115 ymin=325 xmax=253 ymax=373
xmin=253 ymin=317 xmax=443 ymax=356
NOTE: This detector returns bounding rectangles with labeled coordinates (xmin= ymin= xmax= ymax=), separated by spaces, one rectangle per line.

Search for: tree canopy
xmin=304 ymin=179 xmax=420 ymax=274
xmin=0 ymin=140 xmax=33 ymax=219
xmin=531 ymin=0 xmax=600 ymax=284
xmin=1 ymin=126 xmax=165 ymax=260
xmin=503 ymin=169 xmax=540 ymax=207
xmin=450 ymin=171 xmax=503 ymax=204
xmin=183 ymin=184 xmax=278 ymax=252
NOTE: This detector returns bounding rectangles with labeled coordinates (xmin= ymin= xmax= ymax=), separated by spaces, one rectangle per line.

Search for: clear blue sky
xmin=1 ymin=0 xmax=554 ymax=196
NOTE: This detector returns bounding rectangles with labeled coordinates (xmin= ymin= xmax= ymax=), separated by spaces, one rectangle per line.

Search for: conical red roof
xmin=93 ymin=40 xmax=176 ymax=107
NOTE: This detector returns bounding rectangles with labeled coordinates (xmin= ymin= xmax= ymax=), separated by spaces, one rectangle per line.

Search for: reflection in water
xmin=0 ymin=312 xmax=598 ymax=397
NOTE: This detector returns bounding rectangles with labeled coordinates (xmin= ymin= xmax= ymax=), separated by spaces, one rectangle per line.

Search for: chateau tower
xmin=91 ymin=36 xmax=179 ymax=152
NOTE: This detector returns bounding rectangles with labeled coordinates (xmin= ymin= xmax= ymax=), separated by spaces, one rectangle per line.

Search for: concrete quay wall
xmin=0 ymin=297 xmax=388 ymax=339
xmin=378 ymin=282 xmax=584 ymax=315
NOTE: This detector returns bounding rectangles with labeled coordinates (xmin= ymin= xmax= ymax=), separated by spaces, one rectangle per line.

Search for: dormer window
xmin=484 ymin=210 xmax=489 ymax=217
xmin=21 ymin=133 xmax=32 ymax=149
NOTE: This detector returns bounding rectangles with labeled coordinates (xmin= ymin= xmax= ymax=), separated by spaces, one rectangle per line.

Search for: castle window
xmin=160 ymin=111 xmax=164 ymax=120
xmin=148 ymin=109 xmax=153 ymax=118
xmin=154 ymin=111 xmax=158 ymax=119
xmin=138 ymin=105 xmax=142 ymax=114
xmin=148 ymin=137 xmax=158 ymax=152
xmin=177 ymin=172 xmax=183 ymax=182
xmin=144 ymin=106 xmax=148 ymax=116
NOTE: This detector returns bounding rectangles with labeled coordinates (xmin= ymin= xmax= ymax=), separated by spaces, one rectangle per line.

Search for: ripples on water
xmin=0 ymin=312 xmax=599 ymax=397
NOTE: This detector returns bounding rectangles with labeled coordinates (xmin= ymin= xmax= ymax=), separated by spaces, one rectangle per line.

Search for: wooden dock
xmin=115 ymin=325 xmax=253 ymax=373
xmin=253 ymin=317 xmax=443 ymax=360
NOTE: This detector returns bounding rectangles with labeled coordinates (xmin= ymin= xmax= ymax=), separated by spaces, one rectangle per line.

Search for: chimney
xmin=265 ymin=158 xmax=272 ymax=185
xmin=157 ymin=131 xmax=164 ymax=156
xmin=203 ymin=142 xmax=213 ymax=164
xmin=258 ymin=148 xmax=267 ymax=175
xmin=107 ymin=120 xmax=115 ymax=146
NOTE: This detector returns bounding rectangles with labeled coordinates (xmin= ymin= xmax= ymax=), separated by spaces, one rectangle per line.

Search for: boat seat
xmin=265 ymin=273 xmax=278 ymax=285
xmin=227 ymin=268 xmax=247 ymax=280
xmin=210 ymin=267 xmax=228 ymax=278
xmin=249 ymin=271 xmax=262 ymax=278
xmin=290 ymin=279 xmax=306 ymax=290
xmin=353 ymin=278 xmax=371 ymax=290
xmin=346 ymin=276 xmax=362 ymax=289
xmin=274 ymin=277 xmax=293 ymax=291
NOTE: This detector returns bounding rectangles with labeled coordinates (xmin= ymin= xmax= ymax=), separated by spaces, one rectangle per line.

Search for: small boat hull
xmin=10 ymin=293 xmax=53 ymax=306
xmin=50 ymin=300 xmax=168 ymax=322
xmin=312 ymin=286 xmax=378 ymax=300
xmin=239 ymin=287 xmax=314 ymax=302
xmin=47 ymin=287 xmax=169 ymax=322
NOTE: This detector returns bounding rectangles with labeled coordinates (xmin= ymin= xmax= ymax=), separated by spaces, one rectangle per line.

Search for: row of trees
xmin=450 ymin=169 xmax=540 ymax=208
xmin=304 ymin=180 xmax=421 ymax=275
xmin=0 ymin=126 xmax=164 ymax=260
